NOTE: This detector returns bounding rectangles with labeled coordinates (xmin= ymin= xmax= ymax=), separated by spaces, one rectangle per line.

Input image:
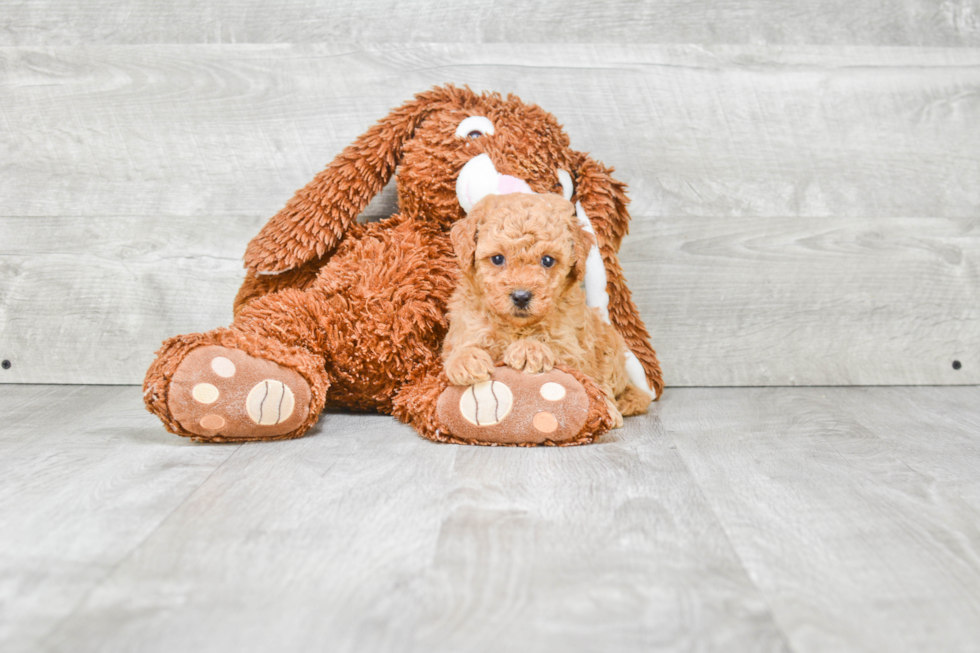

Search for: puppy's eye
xmin=541 ymin=255 xmax=556 ymax=268
xmin=491 ymin=254 xmax=505 ymax=266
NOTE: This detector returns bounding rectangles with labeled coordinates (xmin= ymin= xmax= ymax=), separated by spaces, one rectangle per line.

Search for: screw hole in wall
xmin=952 ymin=360 xmax=962 ymax=370
xmin=1 ymin=360 xmax=10 ymax=370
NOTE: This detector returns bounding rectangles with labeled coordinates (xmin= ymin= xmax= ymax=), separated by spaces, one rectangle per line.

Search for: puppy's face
xmin=451 ymin=193 xmax=592 ymax=325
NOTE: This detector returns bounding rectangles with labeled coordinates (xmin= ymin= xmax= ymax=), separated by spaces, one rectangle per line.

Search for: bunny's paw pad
xmin=436 ymin=366 xmax=590 ymax=445
xmin=168 ymin=346 xmax=312 ymax=441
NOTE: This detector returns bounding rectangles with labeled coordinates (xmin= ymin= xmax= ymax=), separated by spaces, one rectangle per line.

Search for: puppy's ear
xmin=450 ymin=213 xmax=480 ymax=271
xmin=569 ymin=212 xmax=595 ymax=283
xmin=452 ymin=193 xmax=501 ymax=270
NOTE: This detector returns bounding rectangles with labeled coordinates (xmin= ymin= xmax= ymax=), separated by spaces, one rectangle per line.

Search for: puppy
xmin=443 ymin=193 xmax=651 ymax=427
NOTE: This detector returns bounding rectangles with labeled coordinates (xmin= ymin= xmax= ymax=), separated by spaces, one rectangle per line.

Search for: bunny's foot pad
xmin=168 ymin=346 xmax=312 ymax=442
xmin=436 ymin=366 xmax=594 ymax=446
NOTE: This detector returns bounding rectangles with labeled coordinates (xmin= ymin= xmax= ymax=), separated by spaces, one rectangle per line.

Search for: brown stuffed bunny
xmin=143 ymin=85 xmax=663 ymax=445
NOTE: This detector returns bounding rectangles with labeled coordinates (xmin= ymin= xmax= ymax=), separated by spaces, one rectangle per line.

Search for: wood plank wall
xmin=1 ymin=2 xmax=978 ymax=386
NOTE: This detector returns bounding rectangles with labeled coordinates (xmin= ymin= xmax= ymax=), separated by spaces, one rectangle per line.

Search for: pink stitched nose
xmin=498 ymin=175 xmax=533 ymax=195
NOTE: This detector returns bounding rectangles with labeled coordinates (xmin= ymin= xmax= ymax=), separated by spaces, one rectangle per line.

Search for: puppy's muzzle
xmin=510 ymin=290 xmax=533 ymax=309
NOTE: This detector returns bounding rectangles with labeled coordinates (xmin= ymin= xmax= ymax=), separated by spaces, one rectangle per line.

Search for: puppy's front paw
xmin=445 ymin=348 xmax=495 ymax=386
xmin=503 ymin=339 xmax=556 ymax=374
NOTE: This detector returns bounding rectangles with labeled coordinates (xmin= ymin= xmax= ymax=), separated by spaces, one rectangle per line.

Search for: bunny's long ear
xmin=572 ymin=152 xmax=665 ymax=399
xmin=244 ymin=87 xmax=454 ymax=274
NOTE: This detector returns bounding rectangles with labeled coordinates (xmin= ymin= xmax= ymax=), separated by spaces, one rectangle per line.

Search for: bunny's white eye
xmin=455 ymin=116 xmax=495 ymax=139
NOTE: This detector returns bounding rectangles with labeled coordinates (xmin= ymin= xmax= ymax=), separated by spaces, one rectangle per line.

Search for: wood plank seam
xmin=665 ymin=427 xmax=798 ymax=651
xmin=32 ymin=442 xmax=246 ymax=650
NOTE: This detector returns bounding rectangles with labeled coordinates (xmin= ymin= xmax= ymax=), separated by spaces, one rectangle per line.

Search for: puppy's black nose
xmin=510 ymin=289 xmax=533 ymax=309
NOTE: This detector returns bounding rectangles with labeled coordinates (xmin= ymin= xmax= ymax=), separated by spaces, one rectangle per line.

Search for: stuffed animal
xmin=143 ymin=85 xmax=663 ymax=446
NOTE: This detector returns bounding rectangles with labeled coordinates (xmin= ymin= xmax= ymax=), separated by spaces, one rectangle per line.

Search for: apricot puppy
xmin=443 ymin=193 xmax=651 ymax=427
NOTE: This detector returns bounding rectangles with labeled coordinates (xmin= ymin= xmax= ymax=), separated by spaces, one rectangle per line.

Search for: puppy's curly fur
xmin=443 ymin=193 xmax=652 ymax=427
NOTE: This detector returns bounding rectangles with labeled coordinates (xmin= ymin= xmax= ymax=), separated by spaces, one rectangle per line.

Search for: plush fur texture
xmin=143 ymin=85 xmax=663 ymax=444
xmin=443 ymin=194 xmax=651 ymax=427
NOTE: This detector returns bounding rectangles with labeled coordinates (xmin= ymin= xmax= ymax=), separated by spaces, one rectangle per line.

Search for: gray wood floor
xmin=2 ymin=384 xmax=979 ymax=652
